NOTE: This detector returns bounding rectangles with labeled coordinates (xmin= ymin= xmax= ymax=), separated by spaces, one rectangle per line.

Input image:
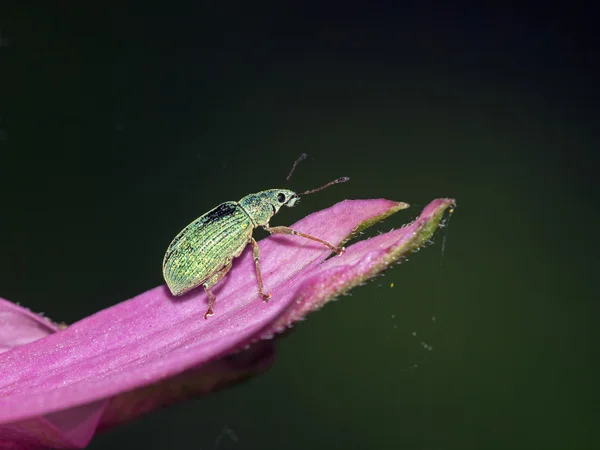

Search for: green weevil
xmin=162 ymin=154 xmax=349 ymax=319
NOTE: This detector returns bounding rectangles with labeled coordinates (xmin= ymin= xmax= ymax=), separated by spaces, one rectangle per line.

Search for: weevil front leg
xmin=263 ymin=226 xmax=345 ymax=255
xmin=202 ymin=261 xmax=232 ymax=319
xmin=250 ymin=237 xmax=272 ymax=302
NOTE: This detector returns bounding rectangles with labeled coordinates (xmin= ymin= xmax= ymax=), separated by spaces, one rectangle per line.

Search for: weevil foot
xmin=204 ymin=307 xmax=214 ymax=320
xmin=261 ymin=293 xmax=272 ymax=302
xmin=334 ymin=246 xmax=345 ymax=256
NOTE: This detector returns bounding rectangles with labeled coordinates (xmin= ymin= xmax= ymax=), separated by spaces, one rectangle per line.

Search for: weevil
xmin=162 ymin=154 xmax=349 ymax=319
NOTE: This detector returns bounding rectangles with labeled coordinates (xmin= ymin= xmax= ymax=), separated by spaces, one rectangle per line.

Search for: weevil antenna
xmin=301 ymin=177 xmax=350 ymax=195
xmin=286 ymin=153 xmax=307 ymax=182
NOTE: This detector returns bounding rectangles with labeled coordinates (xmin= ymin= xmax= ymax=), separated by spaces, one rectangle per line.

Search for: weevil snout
xmin=285 ymin=194 xmax=300 ymax=207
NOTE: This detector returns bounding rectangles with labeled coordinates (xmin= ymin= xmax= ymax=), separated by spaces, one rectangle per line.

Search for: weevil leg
xmin=202 ymin=287 xmax=216 ymax=320
xmin=250 ymin=237 xmax=272 ymax=302
xmin=263 ymin=226 xmax=345 ymax=255
xmin=202 ymin=261 xmax=232 ymax=319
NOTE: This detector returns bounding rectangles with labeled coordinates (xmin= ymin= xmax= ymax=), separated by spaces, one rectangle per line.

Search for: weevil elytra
xmin=162 ymin=154 xmax=349 ymax=319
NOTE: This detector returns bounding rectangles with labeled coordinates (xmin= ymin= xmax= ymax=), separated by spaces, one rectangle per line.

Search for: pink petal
xmin=0 ymin=198 xmax=456 ymax=449
xmin=0 ymin=198 xmax=411 ymax=448
xmin=269 ymin=198 xmax=456 ymax=331
xmin=0 ymin=299 xmax=96 ymax=449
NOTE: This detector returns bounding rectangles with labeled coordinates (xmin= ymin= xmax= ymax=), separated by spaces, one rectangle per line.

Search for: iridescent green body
xmin=163 ymin=189 xmax=299 ymax=297
xmin=163 ymin=174 xmax=348 ymax=319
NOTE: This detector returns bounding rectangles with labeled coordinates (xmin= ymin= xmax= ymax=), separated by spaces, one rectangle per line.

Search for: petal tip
xmin=392 ymin=201 xmax=410 ymax=211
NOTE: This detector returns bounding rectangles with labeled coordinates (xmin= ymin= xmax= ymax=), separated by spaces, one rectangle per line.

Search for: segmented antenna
xmin=301 ymin=177 xmax=350 ymax=195
xmin=286 ymin=153 xmax=307 ymax=181
xmin=286 ymin=153 xmax=350 ymax=194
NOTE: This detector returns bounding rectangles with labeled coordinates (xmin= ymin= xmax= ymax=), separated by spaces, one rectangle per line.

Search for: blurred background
xmin=1 ymin=4 xmax=598 ymax=449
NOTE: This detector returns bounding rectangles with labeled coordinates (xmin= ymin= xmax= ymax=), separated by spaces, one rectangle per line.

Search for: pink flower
xmin=0 ymin=198 xmax=455 ymax=449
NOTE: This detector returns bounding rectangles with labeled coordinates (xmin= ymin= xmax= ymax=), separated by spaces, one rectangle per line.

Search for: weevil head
xmin=272 ymin=189 xmax=300 ymax=208
xmin=239 ymin=189 xmax=299 ymax=226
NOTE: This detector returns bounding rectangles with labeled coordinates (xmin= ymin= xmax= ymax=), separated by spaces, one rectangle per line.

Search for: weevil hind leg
xmin=202 ymin=261 xmax=232 ymax=319
xmin=263 ymin=225 xmax=345 ymax=255
xmin=250 ymin=237 xmax=272 ymax=302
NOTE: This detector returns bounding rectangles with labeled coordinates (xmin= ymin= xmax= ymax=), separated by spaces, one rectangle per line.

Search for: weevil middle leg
xmin=250 ymin=237 xmax=272 ymax=302
xmin=263 ymin=226 xmax=345 ymax=255
xmin=202 ymin=261 xmax=232 ymax=319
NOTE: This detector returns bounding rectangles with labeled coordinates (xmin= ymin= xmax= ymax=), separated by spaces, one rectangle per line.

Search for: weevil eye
xmin=277 ymin=193 xmax=286 ymax=203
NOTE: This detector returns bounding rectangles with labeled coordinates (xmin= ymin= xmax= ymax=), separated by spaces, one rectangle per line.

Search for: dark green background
xmin=1 ymin=4 xmax=598 ymax=450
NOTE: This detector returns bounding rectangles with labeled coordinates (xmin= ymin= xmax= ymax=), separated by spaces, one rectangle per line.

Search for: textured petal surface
xmin=0 ymin=198 xmax=455 ymax=449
